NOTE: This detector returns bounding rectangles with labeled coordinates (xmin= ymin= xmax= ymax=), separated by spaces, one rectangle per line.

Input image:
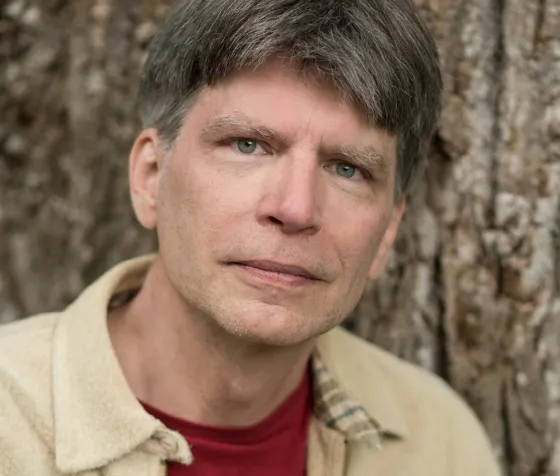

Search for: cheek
xmin=157 ymin=162 xmax=204 ymax=242
xmin=159 ymin=155 xmax=256 ymax=245
xmin=331 ymin=206 xmax=390 ymax=276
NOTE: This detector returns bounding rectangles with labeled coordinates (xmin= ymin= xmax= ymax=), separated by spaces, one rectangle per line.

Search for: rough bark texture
xmin=1 ymin=1 xmax=559 ymax=475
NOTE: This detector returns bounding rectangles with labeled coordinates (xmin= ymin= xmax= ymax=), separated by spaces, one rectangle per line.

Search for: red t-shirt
xmin=141 ymin=369 xmax=312 ymax=476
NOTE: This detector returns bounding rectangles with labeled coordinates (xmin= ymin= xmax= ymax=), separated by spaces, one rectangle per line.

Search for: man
xmin=0 ymin=0 xmax=500 ymax=475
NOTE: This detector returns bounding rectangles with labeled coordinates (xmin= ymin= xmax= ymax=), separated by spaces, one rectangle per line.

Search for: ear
xmin=129 ymin=129 xmax=165 ymax=231
xmin=368 ymin=197 xmax=406 ymax=280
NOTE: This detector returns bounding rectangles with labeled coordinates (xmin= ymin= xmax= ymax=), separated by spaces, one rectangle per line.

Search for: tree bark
xmin=1 ymin=1 xmax=559 ymax=475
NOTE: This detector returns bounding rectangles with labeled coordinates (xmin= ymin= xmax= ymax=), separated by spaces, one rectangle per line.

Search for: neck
xmin=108 ymin=255 xmax=315 ymax=427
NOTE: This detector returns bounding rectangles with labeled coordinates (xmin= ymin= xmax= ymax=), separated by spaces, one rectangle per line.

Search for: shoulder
xmin=320 ymin=327 xmax=459 ymax=403
xmin=318 ymin=327 xmax=500 ymax=474
xmin=0 ymin=313 xmax=60 ymax=380
xmin=323 ymin=327 xmax=475 ymax=415
xmin=0 ymin=313 xmax=61 ymax=445
xmin=337 ymin=327 xmax=467 ymax=409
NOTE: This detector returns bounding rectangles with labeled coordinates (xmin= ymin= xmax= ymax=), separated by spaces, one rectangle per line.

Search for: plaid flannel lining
xmin=108 ymin=290 xmax=382 ymax=448
xmin=311 ymin=352 xmax=383 ymax=449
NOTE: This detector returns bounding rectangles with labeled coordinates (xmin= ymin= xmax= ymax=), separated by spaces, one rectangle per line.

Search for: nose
xmin=256 ymin=154 xmax=323 ymax=235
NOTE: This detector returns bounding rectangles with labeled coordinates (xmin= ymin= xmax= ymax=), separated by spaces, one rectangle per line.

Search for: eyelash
xmin=224 ymin=138 xmax=269 ymax=154
xmin=329 ymin=162 xmax=371 ymax=182
xmin=223 ymin=138 xmax=373 ymax=182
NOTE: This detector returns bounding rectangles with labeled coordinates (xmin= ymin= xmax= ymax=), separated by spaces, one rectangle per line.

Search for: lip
xmin=235 ymin=260 xmax=320 ymax=280
xmin=230 ymin=260 xmax=321 ymax=287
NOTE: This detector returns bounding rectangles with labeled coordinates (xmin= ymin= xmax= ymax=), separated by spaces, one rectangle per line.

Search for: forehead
xmin=184 ymin=59 xmax=396 ymax=161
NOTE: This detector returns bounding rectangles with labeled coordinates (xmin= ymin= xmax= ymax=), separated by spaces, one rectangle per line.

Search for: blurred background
xmin=0 ymin=0 xmax=559 ymax=474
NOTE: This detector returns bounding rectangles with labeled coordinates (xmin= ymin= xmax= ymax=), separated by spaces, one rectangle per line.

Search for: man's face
xmin=132 ymin=59 xmax=404 ymax=346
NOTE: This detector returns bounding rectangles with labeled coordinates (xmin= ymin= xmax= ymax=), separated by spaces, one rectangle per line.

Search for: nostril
xmin=268 ymin=216 xmax=283 ymax=225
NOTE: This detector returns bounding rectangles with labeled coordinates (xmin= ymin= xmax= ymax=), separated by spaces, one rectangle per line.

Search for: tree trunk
xmin=1 ymin=1 xmax=559 ymax=475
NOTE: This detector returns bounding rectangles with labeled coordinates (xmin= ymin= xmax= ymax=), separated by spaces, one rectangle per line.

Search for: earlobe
xmin=367 ymin=197 xmax=406 ymax=280
xmin=129 ymin=129 xmax=164 ymax=230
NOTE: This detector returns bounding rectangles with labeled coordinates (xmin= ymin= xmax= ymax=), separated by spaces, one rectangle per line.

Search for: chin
xmin=214 ymin=302 xmax=325 ymax=347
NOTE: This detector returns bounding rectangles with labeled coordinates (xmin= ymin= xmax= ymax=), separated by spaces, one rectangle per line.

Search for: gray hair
xmin=139 ymin=0 xmax=443 ymax=200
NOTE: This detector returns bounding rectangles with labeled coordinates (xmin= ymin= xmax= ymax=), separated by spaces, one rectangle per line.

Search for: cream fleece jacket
xmin=0 ymin=256 xmax=501 ymax=475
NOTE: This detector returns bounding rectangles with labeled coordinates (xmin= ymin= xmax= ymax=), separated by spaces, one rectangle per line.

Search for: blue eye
xmin=236 ymin=139 xmax=259 ymax=154
xmin=335 ymin=163 xmax=358 ymax=179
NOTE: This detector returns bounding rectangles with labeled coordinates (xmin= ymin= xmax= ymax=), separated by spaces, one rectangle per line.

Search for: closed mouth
xmin=231 ymin=260 xmax=321 ymax=281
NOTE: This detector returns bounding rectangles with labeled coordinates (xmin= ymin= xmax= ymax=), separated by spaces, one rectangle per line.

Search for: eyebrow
xmin=334 ymin=145 xmax=391 ymax=182
xmin=201 ymin=112 xmax=288 ymax=145
xmin=201 ymin=112 xmax=392 ymax=180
